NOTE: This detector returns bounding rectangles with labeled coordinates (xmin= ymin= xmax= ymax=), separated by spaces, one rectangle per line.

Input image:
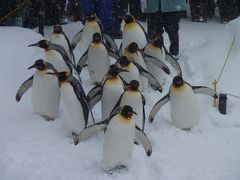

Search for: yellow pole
xmin=212 ymin=79 xmax=217 ymax=108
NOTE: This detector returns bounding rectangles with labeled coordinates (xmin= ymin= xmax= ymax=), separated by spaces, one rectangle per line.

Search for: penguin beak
xmin=28 ymin=42 xmax=39 ymax=47
xmin=118 ymin=68 xmax=129 ymax=73
xmin=118 ymin=16 xmax=126 ymax=20
xmin=28 ymin=63 xmax=37 ymax=70
xmin=132 ymin=110 xmax=137 ymax=115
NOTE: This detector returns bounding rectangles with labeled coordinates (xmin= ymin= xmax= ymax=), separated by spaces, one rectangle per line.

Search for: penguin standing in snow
xmin=117 ymin=56 xmax=162 ymax=92
xmin=16 ymin=60 xmax=60 ymax=120
xmin=47 ymin=71 xmax=94 ymax=134
xmin=144 ymin=37 xmax=182 ymax=81
xmin=77 ymin=32 xmax=119 ymax=84
xmin=86 ymin=65 xmax=128 ymax=120
xmin=71 ymin=13 xmax=118 ymax=55
xmin=74 ymin=105 xmax=152 ymax=171
xmin=121 ymin=15 xmax=148 ymax=53
xmin=149 ymin=76 xmax=217 ymax=130
xmin=50 ymin=25 xmax=76 ymax=65
xmin=111 ymin=80 xmax=146 ymax=130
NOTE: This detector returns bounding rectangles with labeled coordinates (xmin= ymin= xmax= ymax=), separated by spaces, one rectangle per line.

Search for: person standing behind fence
xmin=147 ymin=0 xmax=187 ymax=58
xmin=218 ymin=0 xmax=239 ymax=23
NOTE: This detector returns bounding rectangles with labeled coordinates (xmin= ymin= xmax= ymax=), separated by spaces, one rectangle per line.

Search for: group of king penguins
xmin=16 ymin=13 xmax=218 ymax=171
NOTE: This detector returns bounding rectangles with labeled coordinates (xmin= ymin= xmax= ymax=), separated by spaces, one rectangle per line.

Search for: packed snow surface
xmin=1 ymin=17 xmax=240 ymax=180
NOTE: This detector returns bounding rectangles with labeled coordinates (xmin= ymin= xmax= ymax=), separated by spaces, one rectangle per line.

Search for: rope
xmin=227 ymin=93 xmax=240 ymax=99
xmin=0 ymin=0 xmax=27 ymax=23
xmin=216 ymin=35 xmax=235 ymax=83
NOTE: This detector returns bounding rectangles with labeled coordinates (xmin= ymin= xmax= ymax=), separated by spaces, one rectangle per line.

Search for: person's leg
xmin=189 ymin=0 xmax=200 ymax=22
xmin=147 ymin=12 xmax=164 ymax=40
xmin=163 ymin=12 xmax=180 ymax=56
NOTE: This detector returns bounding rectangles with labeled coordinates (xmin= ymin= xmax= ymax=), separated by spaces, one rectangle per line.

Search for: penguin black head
xmin=28 ymin=59 xmax=56 ymax=72
xmin=108 ymin=65 xmax=128 ymax=76
xmin=28 ymin=40 xmax=49 ymax=49
xmin=118 ymin=56 xmax=130 ymax=67
xmin=127 ymin=42 xmax=138 ymax=53
xmin=86 ymin=13 xmax=96 ymax=21
xmin=173 ymin=76 xmax=184 ymax=87
xmin=53 ymin=25 xmax=63 ymax=34
xmin=121 ymin=105 xmax=137 ymax=119
xmin=152 ymin=37 xmax=164 ymax=48
xmin=129 ymin=80 xmax=140 ymax=90
xmin=124 ymin=15 xmax=135 ymax=24
xmin=47 ymin=72 xmax=71 ymax=82
xmin=92 ymin=32 xmax=102 ymax=43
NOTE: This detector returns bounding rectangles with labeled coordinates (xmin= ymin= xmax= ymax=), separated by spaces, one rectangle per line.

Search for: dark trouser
xmin=218 ymin=0 xmax=239 ymax=22
xmin=113 ymin=0 xmax=129 ymax=31
xmin=189 ymin=0 xmax=209 ymax=21
xmin=129 ymin=0 xmax=145 ymax=20
xmin=148 ymin=12 xmax=180 ymax=56
xmin=45 ymin=0 xmax=65 ymax=25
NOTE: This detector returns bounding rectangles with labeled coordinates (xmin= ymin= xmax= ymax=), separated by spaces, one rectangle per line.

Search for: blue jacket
xmin=147 ymin=0 xmax=187 ymax=13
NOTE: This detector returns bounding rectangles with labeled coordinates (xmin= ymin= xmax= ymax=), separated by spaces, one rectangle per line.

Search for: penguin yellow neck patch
xmin=171 ymin=84 xmax=189 ymax=93
xmin=124 ymin=49 xmax=134 ymax=57
xmin=90 ymin=42 xmax=103 ymax=48
xmin=118 ymin=114 xmax=133 ymax=123
xmin=148 ymin=43 xmax=159 ymax=50
xmin=124 ymin=22 xmax=138 ymax=30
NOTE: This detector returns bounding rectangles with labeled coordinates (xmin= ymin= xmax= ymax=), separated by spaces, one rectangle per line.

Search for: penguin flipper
xmin=163 ymin=46 xmax=182 ymax=77
xmin=130 ymin=60 xmax=162 ymax=92
xmin=74 ymin=122 xmax=107 ymax=145
xmin=192 ymin=86 xmax=218 ymax=98
xmin=77 ymin=49 xmax=88 ymax=72
xmin=16 ymin=76 xmax=33 ymax=102
xmin=103 ymin=34 xmax=118 ymax=52
xmin=71 ymin=29 xmax=83 ymax=50
xmin=135 ymin=126 xmax=152 ymax=156
xmin=108 ymin=49 xmax=120 ymax=60
xmin=87 ymin=85 xmax=103 ymax=109
xmin=144 ymin=53 xmax=170 ymax=75
xmin=149 ymin=94 xmax=170 ymax=123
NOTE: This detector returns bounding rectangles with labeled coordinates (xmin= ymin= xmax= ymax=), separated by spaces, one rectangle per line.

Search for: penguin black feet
xmin=42 ymin=115 xmax=55 ymax=121
xmin=181 ymin=128 xmax=191 ymax=131
xmin=106 ymin=165 xmax=127 ymax=175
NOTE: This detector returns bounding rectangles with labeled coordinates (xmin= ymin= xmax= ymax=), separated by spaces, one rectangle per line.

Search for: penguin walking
xmin=74 ymin=105 xmax=152 ymax=171
xmin=50 ymin=25 xmax=76 ymax=66
xmin=143 ymin=37 xmax=182 ymax=81
xmin=77 ymin=33 xmax=119 ymax=84
xmin=47 ymin=72 xmax=94 ymax=134
xmin=71 ymin=13 xmax=118 ymax=55
xmin=111 ymin=80 xmax=146 ymax=130
xmin=86 ymin=65 xmax=128 ymax=120
xmin=124 ymin=42 xmax=170 ymax=91
xmin=121 ymin=15 xmax=148 ymax=54
xmin=28 ymin=40 xmax=80 ymax=82
xmin=117 ymin=56 xmax=162 ymax=92
xmin=149 ymin=76 xmax=217 ymax=130
xmin=16 ymin=60 xmax=60 ymax=120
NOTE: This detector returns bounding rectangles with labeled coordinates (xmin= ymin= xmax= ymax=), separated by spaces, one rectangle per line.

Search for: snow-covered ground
xmin=1 ymin=16 xmax=240 ymax=180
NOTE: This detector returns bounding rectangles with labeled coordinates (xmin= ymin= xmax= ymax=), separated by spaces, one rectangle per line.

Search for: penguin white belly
xmin=103 ymin=115 xmax=135 ymax=169
xmin=81 ymin=24 xmax=101 ymax=53
xmin=120 ymin=91 xmax=143 ymax=129
xmin=45 ymin=50 xmax=69 ymax=72
xmin=131 ymin=52 xmax=148 ymax=91
xmin=119 ymin=63 xmax=142 ymax=91
xmin=60 ymin=83 xmax=85 ymax=134
xmin=144 ymin=46 xmax=166 ymax=84
xmin=170 ymin=84 xmax=200 ymax=129
xmin=101 ymin=78 xmax=124 ymax=120
xmin=88 ymin=44 xmax=110 ymax=84
xmin=122 ymin=27 xmax=147 ymax=52
xmin=32 ymin=70 xmax=60 ymax=119
xmin=50 ymin=34 xmax=73 ymax=62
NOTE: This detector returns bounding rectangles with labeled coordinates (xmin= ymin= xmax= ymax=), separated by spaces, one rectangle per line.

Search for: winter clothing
xmin=81 ymin=0 xmax=114 ymax=30
xmin=218 ymin=0 xmax=239 ymax=23
xmin=129 ymin=0 xmax=146 ymax=21
xmin=147 ymin=0 xmax=187 ymax=13
xmin=147 ymin=0 xmax=186 ymax=56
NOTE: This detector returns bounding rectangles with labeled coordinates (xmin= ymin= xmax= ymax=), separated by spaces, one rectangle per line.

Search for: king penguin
xmin=74 ymin=105 xmax=152 ymax=171
xmin=111 ymin=80 xmax=146 ymax=130
xmin=121 ymin=15 xmax=148 ymax=54
xmin=47 ymin=71 xmax=94 ymax=134
xmin=86 ymin=65 xmax=128 ymax=120
xmin=148 ymin=76 xmax=217 ymax=130
xmin=77 ymin=32 xmax=111 ymax=84
xmin=143 ymin=37 xmax=182 ymax=81
xmin=50 ymin=25 xmax=76 ymax=65
xmin=16 ymin=59 xmax=60 ymax=120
